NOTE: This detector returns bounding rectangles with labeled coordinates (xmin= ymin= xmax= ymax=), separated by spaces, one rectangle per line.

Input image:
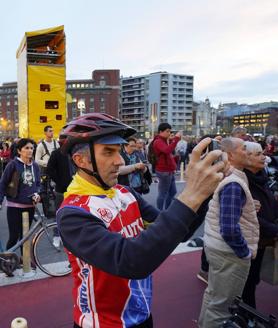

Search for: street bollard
xmin=180 ymin=162 xmax=184 ymax=181
xmin=22 ymin=211 xmax=31 ymax=273
xmin=11 ymin=317 xmax=28 ymax=328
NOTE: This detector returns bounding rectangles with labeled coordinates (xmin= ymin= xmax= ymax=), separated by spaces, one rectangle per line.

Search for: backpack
xmin=41 ymin=140 xmax=57 ymax=159
xmin=147 ymin=140 xmax=157 ymax=168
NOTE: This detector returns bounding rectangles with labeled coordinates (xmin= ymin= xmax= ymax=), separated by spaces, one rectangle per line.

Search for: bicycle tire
xmin=32 ymin=222 xmax=71 ymax=277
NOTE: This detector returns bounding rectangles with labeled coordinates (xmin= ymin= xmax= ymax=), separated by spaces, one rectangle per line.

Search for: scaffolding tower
xmin=16 ymin=25 xmax=66 ymax=141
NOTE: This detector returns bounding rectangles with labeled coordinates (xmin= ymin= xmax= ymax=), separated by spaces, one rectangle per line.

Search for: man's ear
xmin=227 ymin=151 xmax=233 ymax=162
xmin=72 ymin=153 xmax=87 ymax=168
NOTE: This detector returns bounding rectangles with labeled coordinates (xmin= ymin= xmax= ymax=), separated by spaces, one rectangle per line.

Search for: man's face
xmin=136 ymin=140 xmax=144 ymax=150
xmin=230 ymin=139 xmax=249 ymax=168
xmin=160 ymin=128 xmax=171 ymax=139
xmin=94 ymin=144 xmax=125 ymax=187
xmin=74 ymin=144 xmax=125 ymax=188
xmin=45 ymin=127 xmax=54 ymax=139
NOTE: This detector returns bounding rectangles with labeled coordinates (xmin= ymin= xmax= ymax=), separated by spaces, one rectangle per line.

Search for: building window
xmin=45 ymin=101 xmax=59 ymax=109
xmin=40 ymin=84 xmax=50 ymax=92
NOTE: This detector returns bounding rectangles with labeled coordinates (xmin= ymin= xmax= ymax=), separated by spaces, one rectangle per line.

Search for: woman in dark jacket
xmin=242 ymin=141 xmax=278 ymax=308
xmin=0 ymin=138 xmax=41 ymax=251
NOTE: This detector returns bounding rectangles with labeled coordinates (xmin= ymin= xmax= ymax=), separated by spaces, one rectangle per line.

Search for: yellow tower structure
xmin=16 ymin=25 xmax=66 ymax=141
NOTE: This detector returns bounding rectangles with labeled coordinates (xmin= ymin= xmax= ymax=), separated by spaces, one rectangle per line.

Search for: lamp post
xmin=77 ymin=99 xmax=86 ymax=116
xmin=150 ymin=103 xmax=158 ymax=139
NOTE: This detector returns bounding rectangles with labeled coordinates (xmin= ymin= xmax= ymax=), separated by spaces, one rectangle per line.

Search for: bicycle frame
xmin=7 ymin=207 xmax=50 ymax=253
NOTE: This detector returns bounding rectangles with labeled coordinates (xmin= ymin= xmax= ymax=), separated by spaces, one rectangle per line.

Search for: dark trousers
xmin=6 ymin=206 xmax=34 ymax=252
xmin=74 ymin=314 xmax=153 ymax=328
xmin=156 ymin=171 xmax=177 ymax=210
xmin=242 ymin=248 xmax=265 ymax=308
xmin=201 ymin=247 xmax=209 ymax=272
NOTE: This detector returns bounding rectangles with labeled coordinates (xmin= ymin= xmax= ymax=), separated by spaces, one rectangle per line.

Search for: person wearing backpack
xmin=176 ymin=136 xmax=188 ymax=171
xmin=35 ymin=125 xmax=59 ymax=218
xmin=153 ymin=123 xmax=181 ymax=210
xmin=35 ymin=125 xmax=59 ymax=174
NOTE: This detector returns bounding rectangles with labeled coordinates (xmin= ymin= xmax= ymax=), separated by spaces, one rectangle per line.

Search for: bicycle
xmin=0 ymin=197 xmax=71 ymax=277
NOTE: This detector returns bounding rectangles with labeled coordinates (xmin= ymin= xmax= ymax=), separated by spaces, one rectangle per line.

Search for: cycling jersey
xmin=57 ymin=175 xmax=198 ymax=328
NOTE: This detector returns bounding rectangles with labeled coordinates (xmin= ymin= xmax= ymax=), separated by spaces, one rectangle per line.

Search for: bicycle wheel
xmin=32 ymin=222 xmax=71 ymax=277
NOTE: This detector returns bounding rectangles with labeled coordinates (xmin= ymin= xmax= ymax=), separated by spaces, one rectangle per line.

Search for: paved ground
xmin=1 ymin=250 xmax=277 ymax=328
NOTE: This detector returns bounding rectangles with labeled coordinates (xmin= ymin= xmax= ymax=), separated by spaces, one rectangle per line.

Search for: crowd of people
xmin=0 ymin=115 xmax=277 ymax=327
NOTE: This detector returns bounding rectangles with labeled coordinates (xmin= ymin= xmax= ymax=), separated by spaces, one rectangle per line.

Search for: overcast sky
xmin=1 ymin=0 xmax=278 ymax=107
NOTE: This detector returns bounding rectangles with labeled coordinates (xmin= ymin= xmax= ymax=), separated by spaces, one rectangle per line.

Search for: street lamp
xmin=150 ymin=103 xmax=158 ymax=139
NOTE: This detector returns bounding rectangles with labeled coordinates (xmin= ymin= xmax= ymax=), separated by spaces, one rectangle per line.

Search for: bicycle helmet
xmin=62 ymin=113 xmax=136 ymax=189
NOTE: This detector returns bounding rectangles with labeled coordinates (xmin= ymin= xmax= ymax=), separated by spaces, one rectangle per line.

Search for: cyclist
xmin=56 ymin=113 xmax=227 ymax=328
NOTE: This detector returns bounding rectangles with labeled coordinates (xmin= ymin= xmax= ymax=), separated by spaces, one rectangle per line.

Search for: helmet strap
xmin=79 ymin=142 xmax=111 ymax=190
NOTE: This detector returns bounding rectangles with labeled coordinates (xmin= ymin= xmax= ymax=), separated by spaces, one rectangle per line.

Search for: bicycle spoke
xmin=33 ymin=223 xmax=71 ymax=277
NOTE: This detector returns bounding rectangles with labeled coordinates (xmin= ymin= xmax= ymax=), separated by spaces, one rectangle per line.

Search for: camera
xmin=201 ymin=139 xmax=221 ymax=163
xmin=208 ymin=139 xmax=221 ymax=152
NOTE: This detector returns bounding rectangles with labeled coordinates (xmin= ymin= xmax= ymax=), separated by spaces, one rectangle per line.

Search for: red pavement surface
xmin=1 ymin=251 xmax=277 ymax=328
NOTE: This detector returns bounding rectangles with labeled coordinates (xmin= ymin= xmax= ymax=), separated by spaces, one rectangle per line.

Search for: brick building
xmin=0 ymin=69 xmax=120 ymax=137
xmin=67 ymin=69 xmax=120 ymax=120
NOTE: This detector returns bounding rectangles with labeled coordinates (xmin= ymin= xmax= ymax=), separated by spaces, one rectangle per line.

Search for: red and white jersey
xmin=60 ymin=185 xmax=152 ymax=328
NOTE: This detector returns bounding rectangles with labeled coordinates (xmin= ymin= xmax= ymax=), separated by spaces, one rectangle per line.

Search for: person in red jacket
xmin=153 ymin=123 xmax=181 ymax=210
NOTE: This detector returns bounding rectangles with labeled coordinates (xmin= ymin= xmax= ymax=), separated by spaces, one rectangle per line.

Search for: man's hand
xmin=134 ymin=163 xmax=146 ymax=171
xmin=178 ymin=138 xmax=228 ymax=212
xmin=253 ymin=199 xmax=261 ymax=212
xmin=0 ymin=204 xmax=2 ymax=210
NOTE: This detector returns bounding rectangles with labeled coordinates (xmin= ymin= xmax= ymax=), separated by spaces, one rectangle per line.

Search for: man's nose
xmin=116 ymin=153 xmax=125 ymax=166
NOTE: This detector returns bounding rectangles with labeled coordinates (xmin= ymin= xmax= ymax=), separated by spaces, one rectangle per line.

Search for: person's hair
xmin=136 ymin=138 xmax=144 ymax=143
xmin=221 ymin=137 xmax=242 ymax=152
xmin=231 ymin=126 xmax=247 ymax=136
xmin=17 ymin=138 xmax=34 ymax=151
xmin=244 ymin=141 xmax=262 ymax=153
xmin=127 ymin=137 xmax=137 ymax=143
xmin=158 ymin=122 xmax=171 ymax=132
xmin=3 ymin=142 xmax=9 ymax=149
xmin=44 ymin=125 xmax=53 ymax=132
xmin=71 ymin=143 xmax=90 ymax=156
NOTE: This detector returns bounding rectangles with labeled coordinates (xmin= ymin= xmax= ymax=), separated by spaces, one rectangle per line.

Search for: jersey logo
xmin=69 ymin=196 xmax=82 ymax=204
xmin=97 ymin=208 xmax=113 ymax=223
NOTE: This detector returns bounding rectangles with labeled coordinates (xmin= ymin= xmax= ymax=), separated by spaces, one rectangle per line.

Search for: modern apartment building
xmin=120 ymin=75 xmax=148 ymax=137
xmin=120 ymin=72 xmax=194 ymax=138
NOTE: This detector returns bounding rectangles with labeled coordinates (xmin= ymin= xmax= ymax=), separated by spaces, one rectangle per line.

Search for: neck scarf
xmin=64 ymin=173 xmax=116 ymax=199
